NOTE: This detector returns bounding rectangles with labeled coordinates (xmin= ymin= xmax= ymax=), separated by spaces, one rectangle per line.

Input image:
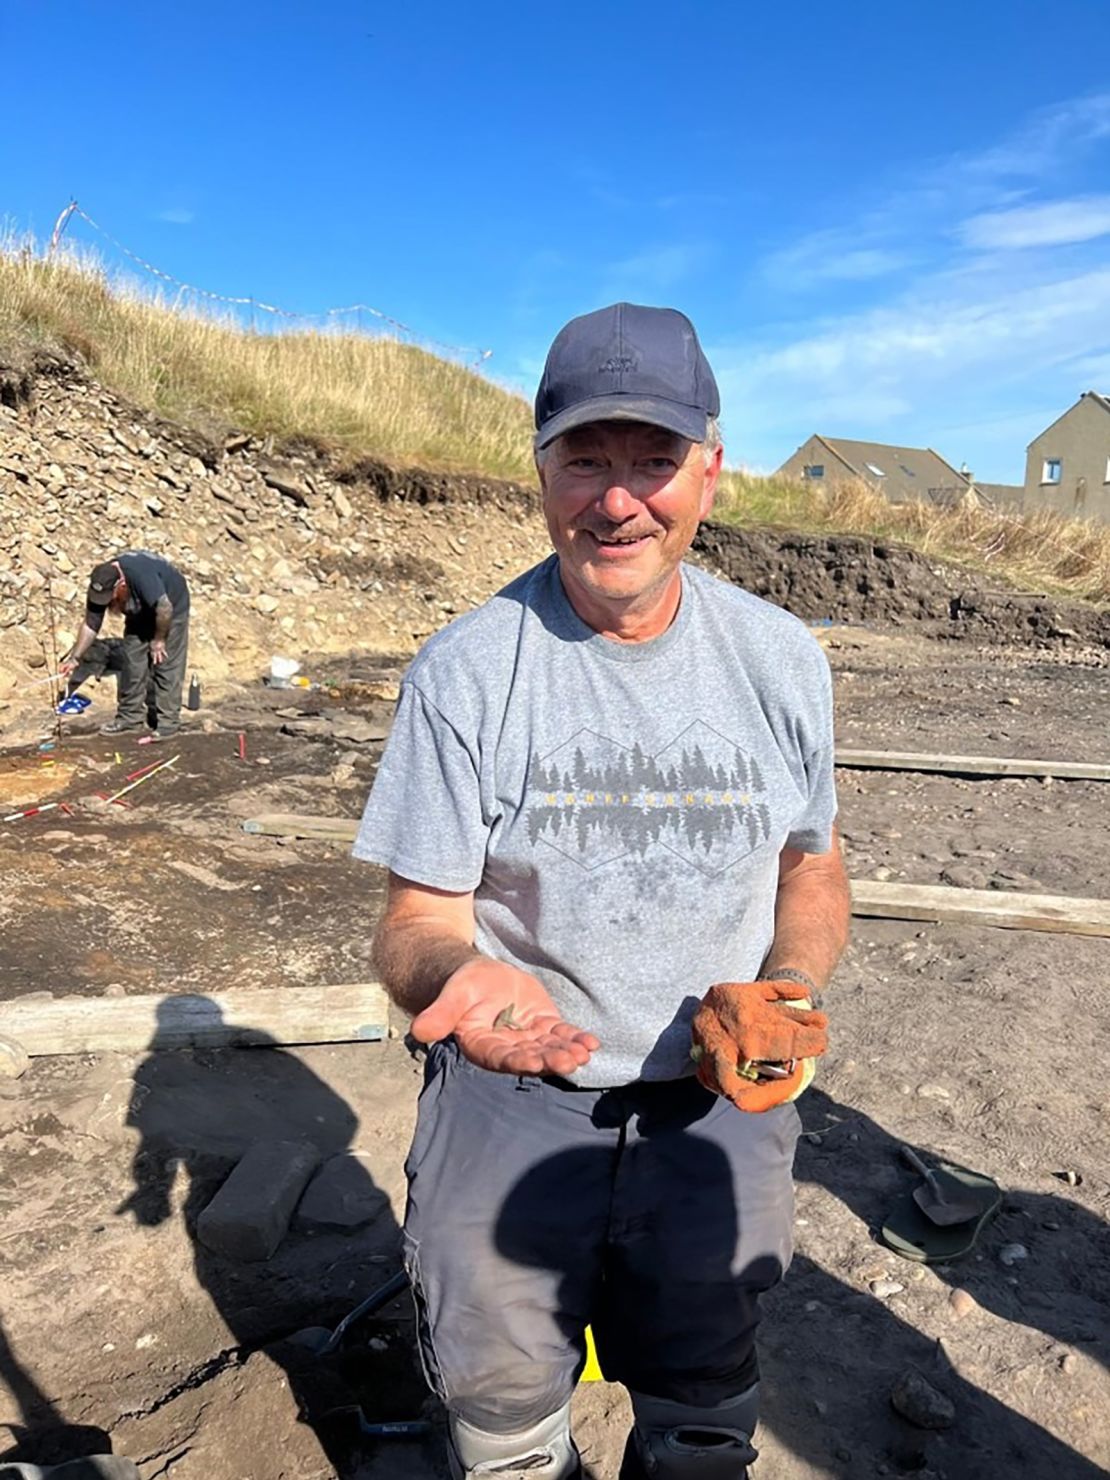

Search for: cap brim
xmin=534 ymin=394 xmax=707 ymax=450
xmin=86 ymin=590 xmax=113 ymax=607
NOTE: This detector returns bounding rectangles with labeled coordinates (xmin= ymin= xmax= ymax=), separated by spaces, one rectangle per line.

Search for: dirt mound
xmin=693 ymin=524 xmax=1110 ymax=649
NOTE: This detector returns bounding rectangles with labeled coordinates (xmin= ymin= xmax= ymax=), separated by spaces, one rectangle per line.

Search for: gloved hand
xmin=691 ymin=979 xmax=829 ymax=1112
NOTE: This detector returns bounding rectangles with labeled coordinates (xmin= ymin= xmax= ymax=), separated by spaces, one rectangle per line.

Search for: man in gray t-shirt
xmin=356 ymin=303 xmax=850 ymax=1480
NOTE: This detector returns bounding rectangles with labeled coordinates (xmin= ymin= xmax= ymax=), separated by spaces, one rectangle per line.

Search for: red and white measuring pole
xmin=3 ymin=802 xmax=61 ymax=823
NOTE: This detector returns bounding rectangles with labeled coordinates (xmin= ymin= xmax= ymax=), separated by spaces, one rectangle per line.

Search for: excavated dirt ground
xmin=1 ymin=612 xmax=1108 ymax=1479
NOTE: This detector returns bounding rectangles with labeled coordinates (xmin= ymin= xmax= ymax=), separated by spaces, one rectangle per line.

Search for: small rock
xmin=1000 ymin=695 xmax=1021 ymax=707
xmin=870 ymin=1278 xmax=905 ymax=1299
xmin=284 ymin=1325 xmax=333 ymax=1354
xmin=1060 ymin=1352 xmax=1077 ymax=1375
xmin=948 ymin=1288 xmax=977 ymax=1318
xmin=254 ymin=593 xmax=279 ymax=614
xmin=890 ymin=1368 xmax=956 ymax=1430
xmin=0 ymin=1035 xmax=30 ymax=1080
xmin=1042 ymin=1219 xmax=1061 ymax=1231
xmin=294 ymin=1151 xmax=390 ymax=1234
xmin=1053 ymin=1169 xmax=1082 ymax=1187
xmin=915 ymin=1082 xmax=951 ymax=1100
xmin=999 ymin=1242 xmax=1028 ymax=1266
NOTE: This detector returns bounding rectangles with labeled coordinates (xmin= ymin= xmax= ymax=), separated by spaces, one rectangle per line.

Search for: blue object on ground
xmin=56 ymin=694 xmax=93 ymax=715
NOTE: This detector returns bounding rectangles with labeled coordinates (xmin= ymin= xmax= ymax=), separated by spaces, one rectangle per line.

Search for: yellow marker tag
xmin=580 ymin=1325 xmax=604 ymax=1383
xmin=115 ymin=751 xmax=122 ymax=764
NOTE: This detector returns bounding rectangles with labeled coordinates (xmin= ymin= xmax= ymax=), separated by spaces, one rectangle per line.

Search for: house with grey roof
xmin=1023 ymin=391 xmax=1110 ymax=524
xmin=775 ymin=435 xmax=975 ymax=507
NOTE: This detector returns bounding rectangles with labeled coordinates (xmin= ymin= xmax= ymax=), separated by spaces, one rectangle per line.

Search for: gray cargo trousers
xmin=115 ymin=614 xmax=189 ymax=735
xmin=403 ymin=1039 xmax=799 ymax=1435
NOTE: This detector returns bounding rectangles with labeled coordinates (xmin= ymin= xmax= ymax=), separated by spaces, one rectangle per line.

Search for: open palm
xmin=410 ymin=960 xmax=598 ymax=1077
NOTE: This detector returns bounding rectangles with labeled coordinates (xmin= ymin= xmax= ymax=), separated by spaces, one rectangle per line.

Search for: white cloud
xmin=957 ymin=92 xmax=1110 ymax=181
xmin=958 ymin=195 xmax=1110 ymax=250
xmin=733 ymin=268 xmax=1110 ymax=401
xmin=763 ymin=230 xmax=908 ymax=290
xmin=156 ymin=208 xmax=195 ymax=226
xmin=602 ymin=242 xmax=709 ymax=294
xmin=711 ymin=266 xmax=1110 ymax=480
xmin=725 ymin=91 xmax=1110 ymax=478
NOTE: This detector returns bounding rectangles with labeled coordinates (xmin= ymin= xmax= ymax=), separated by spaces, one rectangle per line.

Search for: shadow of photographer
xmin=114 ymin=996 xmax=414 ymax=1476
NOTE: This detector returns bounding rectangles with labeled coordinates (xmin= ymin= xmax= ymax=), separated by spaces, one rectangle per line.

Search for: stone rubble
xmin=0 ymin=352 xmax=551 ymax=732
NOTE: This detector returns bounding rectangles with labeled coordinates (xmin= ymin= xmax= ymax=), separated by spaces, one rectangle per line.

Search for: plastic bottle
xmin=187 ymin=673 xmax=201 ymax=711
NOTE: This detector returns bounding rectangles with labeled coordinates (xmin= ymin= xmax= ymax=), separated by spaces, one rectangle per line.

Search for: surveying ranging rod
xmin=3 ymin=802 xmax=61 ymax=823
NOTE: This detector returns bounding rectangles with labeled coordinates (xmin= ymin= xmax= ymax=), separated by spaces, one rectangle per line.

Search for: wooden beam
xmin=243 ymin=813 xmax=360 ymax=843
xmin=835 ymin=749 xmax=1110 ymax=782
xmin=851 ymin=879 xmax=1110 ymax=937
xmin=6 ymin=983 xmax=390 ymax=1057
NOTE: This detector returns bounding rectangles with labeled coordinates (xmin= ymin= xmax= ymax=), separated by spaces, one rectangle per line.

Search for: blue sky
xmin=3 ymin=0 xmax=1110 ymax=483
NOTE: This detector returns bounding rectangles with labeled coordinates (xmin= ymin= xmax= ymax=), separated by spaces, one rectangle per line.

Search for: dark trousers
xmin=116 ymin=615 xmax=189 ymax=733
xmin=403 ymin=1040 xmax=799 ymax=1434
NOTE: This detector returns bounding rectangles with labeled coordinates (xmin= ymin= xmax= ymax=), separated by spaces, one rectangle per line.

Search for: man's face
xmin=108 ymin=579 xmax=128 ymax=615
xmin=537 ymin=420 xmax=722 ymax=622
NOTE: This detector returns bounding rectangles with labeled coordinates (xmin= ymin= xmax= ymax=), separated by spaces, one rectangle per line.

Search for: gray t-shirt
xmin=354 ymin=555 xmax=837 ymax=1087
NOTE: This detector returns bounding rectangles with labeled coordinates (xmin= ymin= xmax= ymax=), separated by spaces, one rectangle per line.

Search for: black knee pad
xmin=625 ymin=1386 xmax=759 ymax=1479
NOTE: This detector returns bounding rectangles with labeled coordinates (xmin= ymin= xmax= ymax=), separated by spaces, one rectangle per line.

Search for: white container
xmin=269 ymin=655 xmax=301 ymax=688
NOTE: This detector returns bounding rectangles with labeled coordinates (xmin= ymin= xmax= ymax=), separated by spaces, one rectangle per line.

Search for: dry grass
xmin=716 ymin=468 xmax=1110 ymax=604
xmin=2 ymin=239 xmax=1107 ymax=603
xmin=0 ymin=240 xmax=536 ymax=480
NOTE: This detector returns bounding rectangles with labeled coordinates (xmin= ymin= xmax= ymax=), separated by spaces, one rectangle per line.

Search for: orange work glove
xmin=691 ymin=979 xmax=829 ymax=1113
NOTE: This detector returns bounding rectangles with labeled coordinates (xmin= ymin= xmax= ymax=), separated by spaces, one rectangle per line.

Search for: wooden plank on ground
xmin=851 ymin=879 xmax=1110 ymax=937
xmin=6 ymin=983 xmax=389 ymax=1057
xmin=835 ymin=749 xmax=1110 ymax=782
xmin=243 ymin=812 xmax=360 ymax=843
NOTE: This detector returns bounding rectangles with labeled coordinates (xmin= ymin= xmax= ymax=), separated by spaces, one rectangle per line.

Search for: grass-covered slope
xmin=3 ymin=241 xmax=1107 ymax=602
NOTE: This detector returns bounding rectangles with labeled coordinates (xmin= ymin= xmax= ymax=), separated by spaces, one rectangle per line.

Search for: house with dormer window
xmin=1023 ymin=392 xmax=1110 ymax=523
xmin=775 ymin=435 xmax=975 ymax=507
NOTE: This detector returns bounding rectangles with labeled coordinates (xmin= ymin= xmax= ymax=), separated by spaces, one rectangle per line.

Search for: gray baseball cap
xmin=534 ymin=302 xmax=720 ymax=450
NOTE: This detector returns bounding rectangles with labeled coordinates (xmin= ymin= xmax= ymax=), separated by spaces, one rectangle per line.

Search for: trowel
xmin=901 ymin=1145 xmax=996 ymax=1226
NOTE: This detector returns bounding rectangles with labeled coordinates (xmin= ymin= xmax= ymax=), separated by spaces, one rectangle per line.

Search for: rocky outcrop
xmin=0 ymin=352 xmax=551 ymax=722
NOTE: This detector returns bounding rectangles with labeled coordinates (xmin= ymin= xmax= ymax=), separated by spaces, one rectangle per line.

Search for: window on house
xmin=803 ymin=464 xmax=824 ymax=479
xmin=1104 ymin=456 xmax=1110 ymax=484
xmin=1042 ymin=458 xmax=1062 ymax=484
xmin=899 ymin=465 xmax=916 ymax=477
xmin=865 ymin=462 xmax=886 ymax=477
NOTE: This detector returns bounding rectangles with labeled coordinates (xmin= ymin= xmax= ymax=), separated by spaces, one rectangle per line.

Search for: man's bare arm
xmin=761 ymin=822 xmax=852 ymax=991
xmin=371 ymin=872 xmax=598 ymax=1075
xmin=371 ymin=873 xmax=480 ymax=1017
xmin=61 ymin=619 xmax=103 ymax=672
